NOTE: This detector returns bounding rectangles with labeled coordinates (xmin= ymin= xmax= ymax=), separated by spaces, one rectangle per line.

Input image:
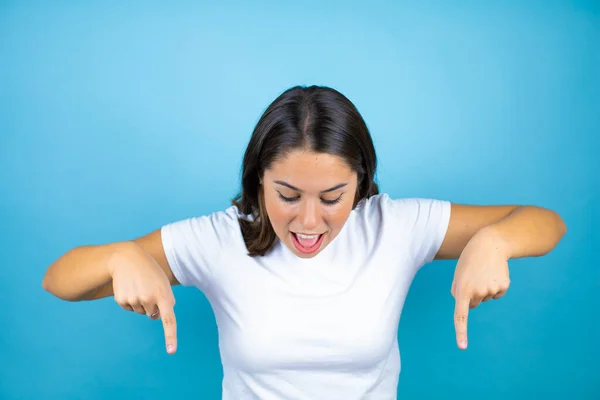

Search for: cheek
xmin=264 ymin=195 xmax=292 ymax=230
xmin=324 ymin=204 xmax=353 ymax=230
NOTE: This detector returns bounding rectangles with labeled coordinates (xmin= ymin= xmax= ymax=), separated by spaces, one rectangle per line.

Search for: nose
xmin=298 ymin=199 xmax=320 ymax=231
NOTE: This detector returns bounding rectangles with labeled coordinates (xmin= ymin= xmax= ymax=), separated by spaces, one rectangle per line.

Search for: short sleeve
xmin=160 ymin=207 xmax=241 ymax=291
xmin=385 ymin=196 xmax=452 ymax=268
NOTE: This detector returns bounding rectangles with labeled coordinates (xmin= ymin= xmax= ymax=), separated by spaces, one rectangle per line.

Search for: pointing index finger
xmin=157 ymin=300 xmax=177 ymax=354
xmin=454 ymin=295 xmax=469 ymax=350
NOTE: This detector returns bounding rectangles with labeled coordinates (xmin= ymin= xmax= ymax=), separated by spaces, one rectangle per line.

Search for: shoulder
xmin=354 ymin=193 xmax=449 ymax=215
xmin=353 ymin=193 xmax=451 ymax=231
xmin=162 ymin=205 xmax=248 ymax=247
xmin=353 ymin=193 xmax=452 ymax=265
xmin=158 ymin=205 xmax=250 ymax=289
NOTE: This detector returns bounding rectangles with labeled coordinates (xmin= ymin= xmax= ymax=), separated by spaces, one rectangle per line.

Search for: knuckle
xmin=454 ymin=312 xmax=466 ymax=322
xmin=165 ymin=330 xmax=176 ymax=338
xmin=114 ymin=296 xmax=128 ymax=306
xmin=139 ymin=294 xmax=154 ymax=305
xmin=155 ymin=286 xmax=170 ymax=299
xmin=160 ymin=294 xmax=175 ymax=308
xmin=127 ymin=297 xmax=140 ymax=306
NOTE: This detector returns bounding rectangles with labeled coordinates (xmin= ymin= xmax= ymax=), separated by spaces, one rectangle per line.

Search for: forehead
xmin=265 ymin=150 xmax=356 ymax=190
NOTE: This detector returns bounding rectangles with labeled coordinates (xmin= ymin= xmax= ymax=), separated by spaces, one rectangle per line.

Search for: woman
xmin=42 ymin=85 xmax=566 ymax=399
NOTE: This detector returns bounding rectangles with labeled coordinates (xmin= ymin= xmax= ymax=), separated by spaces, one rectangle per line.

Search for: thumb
xmin=454 ymin=294 xmax=469 ymax=350
xmin=157 ymin=299 xmax=177 ymax=354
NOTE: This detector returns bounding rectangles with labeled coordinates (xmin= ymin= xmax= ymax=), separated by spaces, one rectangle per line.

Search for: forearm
xmin=42 ymin=241 xmax=135 ymax=301
xmin=481 ymin=206 xmax=567 ymax=259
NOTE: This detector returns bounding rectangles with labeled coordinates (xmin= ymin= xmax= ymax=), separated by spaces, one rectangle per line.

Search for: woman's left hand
xmin=451 ymin=228 xmax=511 ymax=350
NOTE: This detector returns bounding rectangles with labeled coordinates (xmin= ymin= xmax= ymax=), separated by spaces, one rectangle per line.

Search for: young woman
xmin=43 ymin=85 xmax=566 ymax=399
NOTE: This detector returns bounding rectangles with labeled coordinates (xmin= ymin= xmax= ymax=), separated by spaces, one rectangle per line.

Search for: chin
xmin=292 ymin=247 xmax=322 ymax=258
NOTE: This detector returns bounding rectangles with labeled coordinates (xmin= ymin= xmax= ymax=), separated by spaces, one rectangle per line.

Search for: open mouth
xmin=291 ymin=232 xmax=325 ymax=254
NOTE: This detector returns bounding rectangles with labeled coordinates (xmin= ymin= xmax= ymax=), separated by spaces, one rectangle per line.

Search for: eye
xmin=321 ymin=195 xmax=343 ymax=205
xmin=278 ymin=193 xmax=300 ymax=203
xmin=277 ymin=192 xmax=343 ymax=205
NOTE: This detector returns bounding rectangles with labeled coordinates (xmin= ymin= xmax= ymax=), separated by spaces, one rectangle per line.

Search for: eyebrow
xmin=274 ymin=180 xmax=347 ymax=194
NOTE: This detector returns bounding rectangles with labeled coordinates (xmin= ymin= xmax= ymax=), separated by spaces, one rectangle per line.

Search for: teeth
xmin=296 ymin=233 xmax=319 ymax=239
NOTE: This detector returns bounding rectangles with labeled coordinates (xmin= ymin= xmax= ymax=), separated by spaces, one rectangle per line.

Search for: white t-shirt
xmin=161 ymin=193 xmax=451 ymax=399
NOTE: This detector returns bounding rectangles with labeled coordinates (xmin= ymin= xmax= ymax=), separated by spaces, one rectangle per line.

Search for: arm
xmin=42 ymin=229 xmax=179 ymax=302
xmin=43 ymin=229 xmax=181 ymax=354
xmin=436 ymin=203 xmax=566 ymax=351
xmin=435 ymin=204 xmax=567 ymax=260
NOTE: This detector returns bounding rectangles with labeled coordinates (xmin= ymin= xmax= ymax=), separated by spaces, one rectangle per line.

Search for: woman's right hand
xmin=109 ymin=244 xmax=178 ymax=354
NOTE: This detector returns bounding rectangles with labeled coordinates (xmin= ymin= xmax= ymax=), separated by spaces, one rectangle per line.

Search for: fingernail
xmin=459 ymin=340 xmax=467 ymax=349
xmin=167 ymin=345 xmax=174 ymax=353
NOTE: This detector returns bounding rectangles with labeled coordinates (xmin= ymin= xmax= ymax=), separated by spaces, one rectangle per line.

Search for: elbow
xmin=41 ymin=273 xmax=59 ymax=299
xmin=560 ymin=219 xmax=567 ymax=239
xmin=41 ymin=270 xmax=79 ymax=302
xmin=41 ymin=273 xmax=50 ymax=293
xmin=545 ymin=209 xmax=567 ymax=254
xmin=41 ymin=269 xmax=55 ymax=294
xmin=554 ymin=210 xmax=567 ymax=239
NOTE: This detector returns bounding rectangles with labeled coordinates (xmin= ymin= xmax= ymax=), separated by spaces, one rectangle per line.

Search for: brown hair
xmin=232 ymin=85 xmax=379 ymax=256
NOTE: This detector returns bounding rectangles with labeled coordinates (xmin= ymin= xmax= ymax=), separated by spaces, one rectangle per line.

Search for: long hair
xmin=232 ymin=85 xmax=379 ymax=256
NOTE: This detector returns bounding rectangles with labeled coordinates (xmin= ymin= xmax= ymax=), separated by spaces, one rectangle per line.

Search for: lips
xmin=294 ymin=233 xmax=321 ymax=247
xmin=291 ymin=232 xmax=325 ymax=254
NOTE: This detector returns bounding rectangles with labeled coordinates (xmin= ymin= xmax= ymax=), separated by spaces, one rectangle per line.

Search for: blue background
xmin=1 ymin=1 xmax=598 ymax=399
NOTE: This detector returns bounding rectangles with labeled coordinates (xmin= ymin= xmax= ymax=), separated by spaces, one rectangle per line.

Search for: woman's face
xmin=262 ymin=149 xmax=358 ymax=258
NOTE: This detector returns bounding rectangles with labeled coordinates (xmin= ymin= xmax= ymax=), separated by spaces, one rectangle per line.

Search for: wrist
xmin=474 ymin=224 xmax=513 ymax=260
xmin=106 ymin=241 xmax=140 ymax=277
